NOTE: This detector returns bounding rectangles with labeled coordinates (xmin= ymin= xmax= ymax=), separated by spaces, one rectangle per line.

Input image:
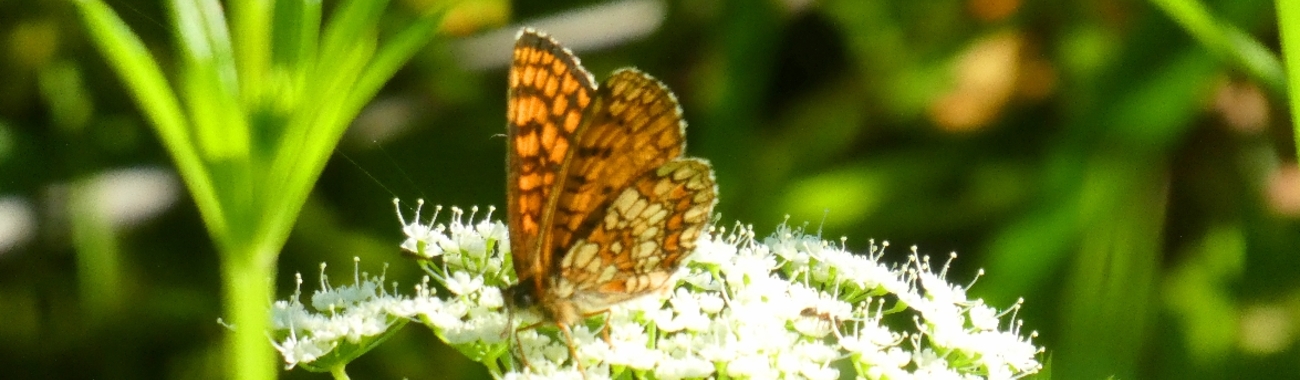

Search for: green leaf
xmin=272 ymin=0 xmax=323 ymax=109
xmin=1152 ymin=0 xmax=1285 ymax=95
xmin=317 ymin=0 xmax=389 ymax=78
xmin=171 ymin=0 xmax=250 ymax=162
xmin=345 ymin=14 xmax=442 ymax=118
xmin=230 ymin=0 xmax=273 ymax=106
xmin=73 ymin=0 xmax=229 ymax=245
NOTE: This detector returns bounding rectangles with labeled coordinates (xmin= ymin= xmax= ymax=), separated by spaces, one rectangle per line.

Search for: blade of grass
xmin=70 ymin=181 xmax=124 ymax=326
xmin=1060 ymin=154 xmax=1166 ymax=380
xmin=272 ymin=0 xmax=322 ymax=68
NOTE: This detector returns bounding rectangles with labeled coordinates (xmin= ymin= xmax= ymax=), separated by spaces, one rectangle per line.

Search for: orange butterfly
xmin=503 ymin=28 xmax=717 ymax=371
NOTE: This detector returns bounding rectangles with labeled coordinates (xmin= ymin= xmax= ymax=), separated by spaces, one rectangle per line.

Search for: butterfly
xmin=502 ymin=27 xmax=717 ymax=371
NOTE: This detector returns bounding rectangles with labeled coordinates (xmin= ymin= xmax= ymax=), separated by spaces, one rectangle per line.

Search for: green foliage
xmin=68 ymin=0 xmax=451 ymax=378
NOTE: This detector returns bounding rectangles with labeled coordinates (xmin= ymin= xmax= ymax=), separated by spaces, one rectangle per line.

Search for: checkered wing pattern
xmin=504 ymin=28 xmax=717 ymax=332
xmin=555 ymin=159 xmax=716 ymax=303
xmin=544 ymin=69 xmax=688 ymax=276
xmin=506 ymin=29 xmax=596 ymax=289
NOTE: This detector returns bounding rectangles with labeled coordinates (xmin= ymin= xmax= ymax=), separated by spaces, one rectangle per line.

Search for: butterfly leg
xmin=511 ymin=316 xmax=590 ymax=377
xmin=582 ymin=309 xmax=614 ymax=345
xmin=512 ymin=327 xmax=534 ymax=371
xmin=556 ymin=323 xmax=589 ymax=378
xmin=510 ymin=318 xmax=552 ymax=372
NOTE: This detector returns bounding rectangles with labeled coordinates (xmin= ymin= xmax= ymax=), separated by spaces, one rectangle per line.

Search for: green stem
xmin=70 ymin=182 xmax=124 ymax=326
xmin=330 ymin=365 xmax=351 ymax=380
xmin=1278 ymin=0 xmax=1300 ymax=162
xmin=222 ymin=245 xmax=278 ymax=380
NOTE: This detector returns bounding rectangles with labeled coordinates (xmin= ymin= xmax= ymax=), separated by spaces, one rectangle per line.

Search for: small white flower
xmin=480 ymin=287 xmax=505 ymax=309
xmin=696 ymin=292 xmax=724 ymax=315
xmin=654 ymin=353 xmax=713 ymax=380
xmin=272 ymin=330 xmax=334 ymax=369
xmin=445 ymin=271 xmax=485 ymax=295
xmin=689 ymin=232 xmax=736 ymax=266
xmin=727 ymin=354 xmax=778 ymax=378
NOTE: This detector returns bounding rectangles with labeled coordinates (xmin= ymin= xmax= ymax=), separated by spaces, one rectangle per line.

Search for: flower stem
xmin=222 ymin=245 xmax=278 ymax=380
xmin=330 ymin=365 xmax=351 ymax=380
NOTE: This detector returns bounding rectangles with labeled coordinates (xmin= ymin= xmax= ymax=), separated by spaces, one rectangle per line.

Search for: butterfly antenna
xmin=370 ymin=140 xmax=428 ymax=200
xmin=335 ymin=149 xmax=408 ymax=202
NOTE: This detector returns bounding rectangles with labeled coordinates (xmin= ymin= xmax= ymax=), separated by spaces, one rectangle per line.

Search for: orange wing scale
xmin=506 ymin=29 xmax=595 ymax=293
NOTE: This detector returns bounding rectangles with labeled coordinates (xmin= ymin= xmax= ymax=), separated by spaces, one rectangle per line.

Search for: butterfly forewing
xmin=507 ymin=30 xmax=597 ymax=289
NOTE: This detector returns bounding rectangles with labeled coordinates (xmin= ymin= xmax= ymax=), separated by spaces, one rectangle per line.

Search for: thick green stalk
xmin=222 ymin=244 xmax=278 ymax=380
xmin=330 ymin=366 xmax=351 ymax=380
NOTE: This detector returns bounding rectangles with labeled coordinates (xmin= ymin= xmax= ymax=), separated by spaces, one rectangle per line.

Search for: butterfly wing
xmin=506 ymin=29 xmax=596 ymax=288
xmin=542 ymin=69 xmax=689 ymax=278
xmin=553 ymin=158 xmax=717 ymax=309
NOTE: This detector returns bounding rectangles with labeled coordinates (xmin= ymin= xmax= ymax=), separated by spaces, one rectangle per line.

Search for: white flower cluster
xmin=269 ymin=199 xmax=1044 ymax=379
xmin=270 ymin=259 xmax=419 ymax=372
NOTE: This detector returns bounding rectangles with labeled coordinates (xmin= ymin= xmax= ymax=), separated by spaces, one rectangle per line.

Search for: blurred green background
xmin=2 ymin=0 xmax=1299 ymax=379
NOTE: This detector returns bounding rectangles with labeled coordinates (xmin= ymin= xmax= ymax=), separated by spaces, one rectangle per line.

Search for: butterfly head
xmin=503 ymin=282 xmax=538 ymax=311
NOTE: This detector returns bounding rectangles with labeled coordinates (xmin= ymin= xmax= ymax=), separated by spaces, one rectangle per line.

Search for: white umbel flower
xmin=270 ymin=259 xmax=414 ymax=372
xmin=270 ymin=200 xmax=1045 ymax=379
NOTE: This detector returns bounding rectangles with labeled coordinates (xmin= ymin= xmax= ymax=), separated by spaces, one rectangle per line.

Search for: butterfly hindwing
xmin=555 ymin=159 xmax=716 ymax=306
